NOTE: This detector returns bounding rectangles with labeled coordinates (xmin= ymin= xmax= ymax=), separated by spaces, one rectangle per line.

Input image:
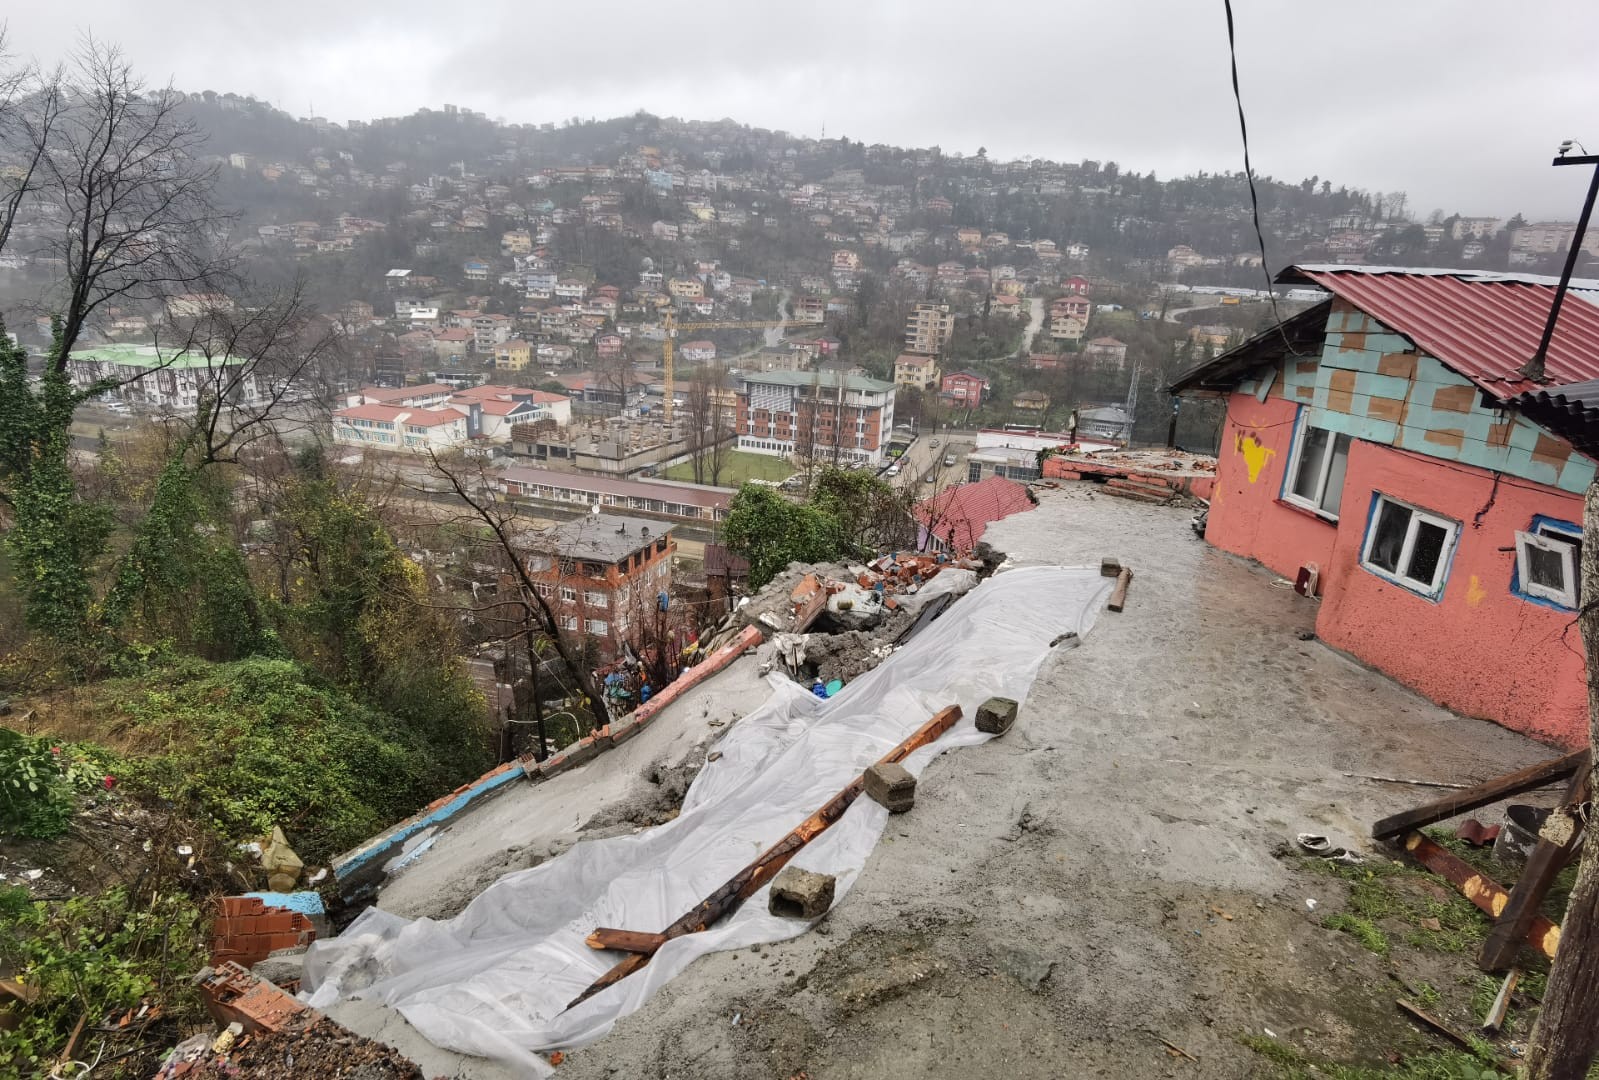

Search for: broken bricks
xmin=768 ymin=866 xmax=837 ymax=919
xmin=975 ymin=696 xmax=1018 ymax=736
xmin=864 ymin=761 xmax=916 ymax=813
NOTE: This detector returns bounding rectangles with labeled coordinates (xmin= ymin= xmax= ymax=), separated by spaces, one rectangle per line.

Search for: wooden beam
xmin=565 ymin=704 xmax=965 ymax=1011
xmin=585 ymin=928 xmax=668 ymax=955
xmin=1370 ymin=750 xmax=1589 ymax=840
xmin=1107 ymin=567 xmax=1133 ymax=613
xmin=1478 ymin=768 xmax=1590 ymax=972
xmin=1402 ymin=832 xmax=1561 ymax=960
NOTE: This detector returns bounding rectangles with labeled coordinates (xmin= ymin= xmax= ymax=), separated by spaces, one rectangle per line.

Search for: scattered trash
xmin=1296 ymin=834 xmax=1333 ymax=855
xmin=1209 ymin=906 xmax=1234 ymax=921
xmin=707 ymin=751 xmax=723 ymax=763
xmin=1305 ymin=898 xmax=1318 ymax=912
xmin=176 ymin=843 xmax=194 ymax=857
xmin=549 ymin=1050 xmax=565 ymax=1066
xmin=1263 ymin=1028 xmax=1278 ymax=1039
xmin=211 ymin=1021 xmax=243 ymax=1054
xmin=20 ymin=869 xmax=42 ymax=882
xmin=731 ymin=1012 xmax=742 ymax=1026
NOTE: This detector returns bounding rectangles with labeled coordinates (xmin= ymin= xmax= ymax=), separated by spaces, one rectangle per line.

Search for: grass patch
xmin=662 ymin=450 xmax=795 ymax=486
xmin=1236 ymin=1032 xmax=1508 ymax=1079
xmin=1306 ymin=856 xmax=1492 ymax=956
xmin=1325 ymin=912 xmax=1391 ymax=955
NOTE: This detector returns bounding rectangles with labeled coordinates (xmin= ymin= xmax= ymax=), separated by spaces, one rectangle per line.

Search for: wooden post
xmin=1370 ymin=750 xmax=1588 ymax=841
xmin=1107 ymin=567 xmax=1133 ymax=613
xmin=1478 ymin=768 xmax=1590 ymax=972
xmin=565 ymin=704 xmax=965 ymax=1010
xmin=1401 ymin=832 xmax=1560 ymax=960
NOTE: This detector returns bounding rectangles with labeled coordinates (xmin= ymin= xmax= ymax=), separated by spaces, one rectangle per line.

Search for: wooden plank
xmin=1478 ymin=768 xmax=1590 ymax=972
xmin=1107 ymin=567 xmax=1133 ymax=613
xmin=1396 ymin=999 xmax=1475 ymax=1052
xmin=1402 ymin=832 xmax=1560 ymax=960
xmin=565 ymin=704 xmax=965 ymax=1011
xmin=585 ymin=928 xmax=669 ymax=955
xmin=1481 ymin=969 xmax=1519 ymax=1034
xmin=1370 ymin=750 xmax=1588 ymax=840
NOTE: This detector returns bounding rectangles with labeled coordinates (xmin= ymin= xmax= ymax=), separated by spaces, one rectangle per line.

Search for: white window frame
xmin=585 ymin=618 xmax=609 ymax=634
xmin=1515 ymin=523 xmax=1580 ymax=608
xmin=1360 ymin=494 xmax=1460 ymax=598
xmin=584 ymin=590 xmax=608 ymax=608
xmin=1284 ymin=416 xmax=1351 ymax=520
xmin=560 ymin=614 xmax=578 ymax=631
xmin=559 ymin=585 xmax=576 ymax=603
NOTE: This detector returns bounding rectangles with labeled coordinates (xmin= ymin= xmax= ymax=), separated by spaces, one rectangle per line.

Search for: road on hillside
xmin=1018 ymin=296 xmax=1044 ymax=354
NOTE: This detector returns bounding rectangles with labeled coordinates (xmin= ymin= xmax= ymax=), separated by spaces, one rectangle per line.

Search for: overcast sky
xmin=6 ymin=1 xmax=1597 ymax=219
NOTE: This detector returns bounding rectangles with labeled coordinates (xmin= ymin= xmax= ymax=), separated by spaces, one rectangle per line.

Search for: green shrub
xmin=112 ymin=657 xmax=478 ymax=863
xmin=0 ymin=730 xmax=114 ymax=840
xmin=0 ymin=885 xmax=206 ymax=1075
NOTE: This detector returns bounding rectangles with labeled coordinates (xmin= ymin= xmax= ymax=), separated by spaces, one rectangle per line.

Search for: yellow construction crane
xmin=661 ymin=309 xmax=815 ymax=423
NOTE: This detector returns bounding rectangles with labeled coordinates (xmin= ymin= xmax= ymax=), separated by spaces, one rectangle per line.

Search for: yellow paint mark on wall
xmin=1466 ymin=575 xmax=1487 ymax=608
xmin=1234 ymin=434 xmax=1275 ymax=483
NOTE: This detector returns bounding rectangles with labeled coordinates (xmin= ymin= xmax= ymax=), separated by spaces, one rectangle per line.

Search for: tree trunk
xmin=523 ymin=628 xmax=548 ymax=762
xmin=1520 ymin=479 xmax=1599 ymax=1080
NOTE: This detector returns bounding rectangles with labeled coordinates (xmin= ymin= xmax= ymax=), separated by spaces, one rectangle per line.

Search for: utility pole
xmin=1520 ymin=146 xmax=1599 ymax=381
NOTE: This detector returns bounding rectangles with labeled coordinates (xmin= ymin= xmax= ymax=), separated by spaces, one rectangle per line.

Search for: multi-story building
xmin=735 ymin=370 xmax=896 ymax=467
xmin=494 ymin=338 xmax=532 ymax=371
xmin=1510 ymin=221 xmax=1599 ymax=257
xmin=904 ymin=302 xmax=954 ymax=355
xmin=67 ymin=344 xmax=262 ymax=412
xmin=517 ymin=514 xmax=676 ymax=660
xmin=330 ymin=403 xmax=470 ymax=453
xmin=941 ymin=370 xmax=988 ymax=407
xmin=894 ymin=353 xmax=940 ymax=389
xmin=472 ymin=313 xmax=513 ymax=350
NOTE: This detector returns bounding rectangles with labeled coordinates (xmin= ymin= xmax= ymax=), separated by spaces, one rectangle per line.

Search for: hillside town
xmin=3 ymin=7 xmax=1599 ymax=1080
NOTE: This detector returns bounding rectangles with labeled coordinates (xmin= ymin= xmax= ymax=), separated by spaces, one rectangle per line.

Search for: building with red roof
xmin=913 ymin=475 xmax=1036 ymax=554
xmin=1171 ymin=264 xmax=1599 ymax=746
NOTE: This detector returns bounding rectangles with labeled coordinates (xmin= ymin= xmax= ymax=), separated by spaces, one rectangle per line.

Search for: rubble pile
xmin=699 ymin=548 xmax=993 ymax=694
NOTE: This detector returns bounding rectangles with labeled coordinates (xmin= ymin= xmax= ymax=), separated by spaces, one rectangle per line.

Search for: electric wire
xmin=1222 ymin=0 xmax=1301 ymax=357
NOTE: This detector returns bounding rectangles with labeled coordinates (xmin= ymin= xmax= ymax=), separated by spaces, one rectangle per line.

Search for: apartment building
xmin=893 ymin=353 xmax=940 ymax=389
xmin=66 ymin=344 xmax=261 ymax=411
xmin=330 ymin=403 xmax=470 ymax=453
xmin=904 ymin=302 xmax=954 ymax=356
xmin=518 ymin=514 xmax=676 ymax=660
xmin=735 ymin=369 xmax=896 ymax=467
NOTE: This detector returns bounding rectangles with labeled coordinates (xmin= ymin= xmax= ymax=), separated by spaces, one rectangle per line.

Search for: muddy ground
xmin=545 ymin=485 xmax=1558 ymax=1080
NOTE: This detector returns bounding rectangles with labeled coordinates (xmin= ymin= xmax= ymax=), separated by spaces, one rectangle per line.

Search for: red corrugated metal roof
xmin=1294 ymin=267 xmax=1599 ymax=399
xmin=914 ymin=475 xmax=1036 ymax=551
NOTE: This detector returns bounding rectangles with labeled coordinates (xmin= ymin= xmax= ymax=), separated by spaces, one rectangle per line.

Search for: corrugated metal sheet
xmin=1292 ymin=266 xmax=1599 ymax=400
xmin=1510 ymin=379 xmax=1599 ymax=458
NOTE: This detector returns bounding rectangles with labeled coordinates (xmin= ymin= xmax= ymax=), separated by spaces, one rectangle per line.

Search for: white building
xmin=66 ymin=344 xmax=261 ymax=411
xmin=331 ymin=403 xmax=469 ymax=453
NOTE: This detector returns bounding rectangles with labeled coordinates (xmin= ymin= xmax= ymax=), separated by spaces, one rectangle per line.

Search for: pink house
xmin=1064 ymin=275 xmax=1091 ymax=296
xmin=595 ymin=333 xmax=624 ymax=359
xmin=1172 ymin=264 xmax=1599 ymax=748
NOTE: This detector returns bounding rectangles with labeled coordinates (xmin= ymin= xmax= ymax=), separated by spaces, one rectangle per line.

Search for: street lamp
xmin=1521 ymin=141 xmax=1599 ymax=381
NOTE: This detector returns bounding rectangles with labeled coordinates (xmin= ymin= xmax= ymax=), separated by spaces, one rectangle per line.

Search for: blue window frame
xmin=1512 ymin=515 xmax=1581 ymax=610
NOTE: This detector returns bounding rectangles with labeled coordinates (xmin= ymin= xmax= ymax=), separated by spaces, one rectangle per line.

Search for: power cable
xmin=1222 ymin=0 xmax=1301 ymax=356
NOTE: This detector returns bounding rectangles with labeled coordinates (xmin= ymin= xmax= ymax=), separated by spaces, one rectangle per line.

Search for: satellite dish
xmin=591 ymin=503 xmax=601 ymax=515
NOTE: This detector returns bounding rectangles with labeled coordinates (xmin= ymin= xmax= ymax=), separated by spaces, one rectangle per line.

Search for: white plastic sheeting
xmin=302 ymin=565 xmax=1112 ymax=1074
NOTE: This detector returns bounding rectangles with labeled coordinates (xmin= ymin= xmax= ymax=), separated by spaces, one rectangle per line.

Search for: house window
xmin=1286 ymin=419 xmax=1351 ymax=519
xmin=560 ymin=586 xmax=576 ymax=602
xmin=1515 ymin=519 xmax=1582 ymax=609
xmin=584 ymin=590 xmax=608 ymax=608
xmin=560 ymin=615 xmax=578 ymax=631
xmin=1361 ymin=495 xmax=1459 ymax=598
xmin=534 ymin=581 xmax=553 ymax=598
xmin=585 ymin=619 xmax=609 ymax=634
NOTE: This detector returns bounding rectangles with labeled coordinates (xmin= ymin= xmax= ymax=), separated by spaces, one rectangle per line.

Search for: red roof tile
xmin=1292 ymin=266 xmax=1599 ymax=400
xmin=914 ymin=475 xmax=1036 ymax=551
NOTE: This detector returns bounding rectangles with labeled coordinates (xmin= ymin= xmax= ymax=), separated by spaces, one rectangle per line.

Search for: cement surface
xmin=544 ymin=484 xmax=1553 ymax=1080
xmin=374 ymin=654 xmax=775 ymax=921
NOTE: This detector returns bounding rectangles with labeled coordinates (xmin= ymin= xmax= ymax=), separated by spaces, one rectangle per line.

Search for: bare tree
xmin=0 ymin=31 xmax=63 ymax=259
xmin=23 ymin=38 xmax=233 ymax=365
xmin=706 ymin=363 xmax=734 ymax=487
xmin=426 ymin=451 xmax=612 ymax=734
xmin=1521 ymin=480 xmax=1599 ymax=1079
xmin=684 ymin=362 xmax=713 ymax=485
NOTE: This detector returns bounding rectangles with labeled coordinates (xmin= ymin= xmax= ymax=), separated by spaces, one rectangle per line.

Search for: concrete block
xmin=768 ymin=866 xmax=836 ymax=919
xmin=1100 ymin=557 xmax=1123 ymax=577
xmin=975 ymin=697 xmax=1018 ymax=736
xmin=251 ymin=949 xmax=307 ymax=987
xmin=863 ymin=761 xmax=916 ymax=813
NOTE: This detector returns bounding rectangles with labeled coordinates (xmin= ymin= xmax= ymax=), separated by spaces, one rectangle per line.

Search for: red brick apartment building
xmin=518 ymin=514 xmax=676 ymax=660
xmin=735 ymin=370 xmax=897 ymax=467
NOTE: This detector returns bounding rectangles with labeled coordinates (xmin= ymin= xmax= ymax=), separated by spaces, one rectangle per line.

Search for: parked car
xmin=943 ymin=454 xmax=956 ymax=467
